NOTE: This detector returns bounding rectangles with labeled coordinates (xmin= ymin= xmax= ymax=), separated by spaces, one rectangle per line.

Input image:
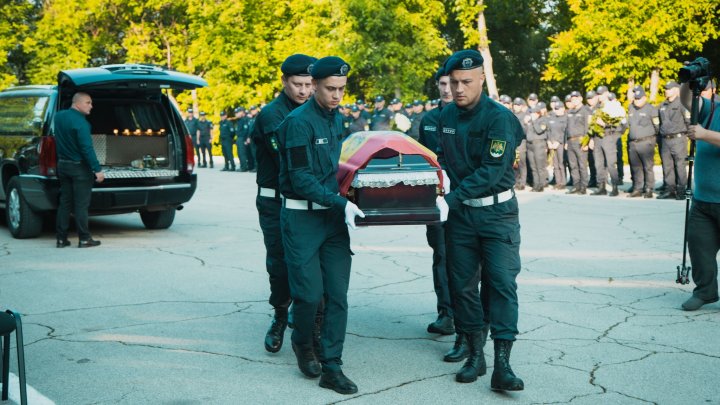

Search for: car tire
xmin=140 ymin=209 xmax=176 ymax=230
xmin=5 ymin=178 xmax=43 ymax=239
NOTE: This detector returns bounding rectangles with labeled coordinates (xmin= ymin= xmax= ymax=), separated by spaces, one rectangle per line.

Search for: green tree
xmin=544 ymin=0 xmax=720 ymax=100
xmin=0 ymin=0 xmax=40 ymax=87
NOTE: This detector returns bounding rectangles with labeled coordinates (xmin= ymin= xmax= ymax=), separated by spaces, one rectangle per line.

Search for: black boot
xmin=319 ymin=368 xmax=358 ymax=394
xmin=292 ymin=342 xmax=321 ymax=378
xmin=609 ymin=184 xmax=619 ymax=197
xmin=444 ymin=334 xmax=469 ymax=363
xmin=591 ymin=182 xmax=607 ymax=195
xmin=427 ymin=309 xmax=455 ymax=335
xmin=491 ymin=339 xmax=524 ymax=391
xmin=264 ymin=309 xmax=288 ymax=353
xmin=455 ymin=331 xmax=487 ymax=383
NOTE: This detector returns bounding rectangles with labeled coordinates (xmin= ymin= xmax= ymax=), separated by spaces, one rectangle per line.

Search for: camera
xmin=678 ymin=57 xmax=712 ymax=89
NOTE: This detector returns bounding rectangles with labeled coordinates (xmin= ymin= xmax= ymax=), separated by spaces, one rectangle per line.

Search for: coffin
xmin=337 ymin=131 xmax=443 ymax=226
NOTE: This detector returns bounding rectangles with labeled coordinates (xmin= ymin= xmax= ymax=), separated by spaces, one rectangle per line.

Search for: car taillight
xmin=38 ymin=136 xmax=57 ymax=176
xmin=184 ymin=135 xmax=195 ymax=173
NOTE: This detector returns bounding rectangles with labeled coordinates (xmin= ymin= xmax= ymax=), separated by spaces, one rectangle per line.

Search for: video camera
xmin=678 ymin=57 xmax=712 ymax=91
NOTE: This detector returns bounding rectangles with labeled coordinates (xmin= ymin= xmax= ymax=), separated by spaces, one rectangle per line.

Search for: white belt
xmin=283 ymin=197 xmax=330 ymax=210
xmin=259 ymin=187 xmax=279 ymax=198
xmin=462 ymin=189 xmax=515 ymax=208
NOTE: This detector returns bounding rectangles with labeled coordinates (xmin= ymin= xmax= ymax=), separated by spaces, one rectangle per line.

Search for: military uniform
xmin=234 ymin=109 xmax=251 ymax=171
xmin=408 ymin=103 xmax=425 ymax=140
xmin=184 ymin=111 xmax=200 ymax=164
xmin=565 ymin=101 xmax=591 ymax=193
xmin=437 ymin=50 xmax=524 ymax=392
xmin=219 ymin=113 xmax=235 ymax=171
xmin=526 ymin=110 xmax=549 ymax=191
xmin=197 ymin=114 xmax=213 ymax=168
xmin=370 ymin=100 xmax=392 ymax=131
xmin=658 ymin=86 xmax=690 ymax=199
xmin=547 ymin=109 xmax=568 ymax=188
xmin=278 ymin=56 xmax=360 ymax=394
xmin=627 ymin=87 xmax=659 ymax=197
xmin=512 ymin=101 xmax=529 ymax=190
xmin=591 ymin=101 xmax=625 ymax=196
xmin=246 ymin=108 xmax=259 ymax=171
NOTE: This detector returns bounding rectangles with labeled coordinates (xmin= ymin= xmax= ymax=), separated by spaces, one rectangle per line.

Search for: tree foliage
xmin=544 ymin=0 xmax=720 ymax=99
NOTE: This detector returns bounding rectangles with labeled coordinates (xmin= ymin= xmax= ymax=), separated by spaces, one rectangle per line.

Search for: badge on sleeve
xmin=684 ymin=110 xmax=691 ymax=120
xmin=489 ymin=139 xmax=507 ymax=158
xmin=652 ymin=117 xmax=660 ymax=126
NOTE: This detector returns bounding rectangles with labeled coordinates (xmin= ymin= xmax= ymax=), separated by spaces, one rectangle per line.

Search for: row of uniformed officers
xmin=246 ymin=50 xmax=525 ymax=395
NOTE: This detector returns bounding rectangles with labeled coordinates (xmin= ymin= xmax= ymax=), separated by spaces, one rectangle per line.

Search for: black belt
xmin=662 ymin=133 xmax=685 ymax=139
xmin=630 ymin=135 xmax=656 ymax=143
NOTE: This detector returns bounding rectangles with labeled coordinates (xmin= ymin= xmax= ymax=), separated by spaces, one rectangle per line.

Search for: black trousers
xmin=566 ymin=139 xmax=588 ymax=188
xmin=56 ymin=160 xmax=95 ymax=241
xmin=688 ymin=200 xmax=720 ymax=302
xmin=515 ymin=139 xmax=527 ymax=187
xmin=593 ymin=135 xmax=619 ymax=186
xmin=549 ymin=145 xmax=566 ymax=186
xmin=199 ymin=140 xmax=211 ymax=165
xmin=236 ymin=139 xmax=249 ymax=170
xmin=281 ymin=207 xmax=351 ymax=371
xmin=628 ymin=138 xmax=656 ymax=192
xmin=425 ymin=223 xmax=452 ymax=315
xmin=660 ymin=136 xmax=688 ymax=191
xmin=527 ymin=140 xmax=548 ymax=188
xmin=445 ymin=198 xmax=521 ymax=341
xmin=221 ymin=140 xmax=235 ymax=168
xmin=256 ymin=195 xmax=291 ymax=310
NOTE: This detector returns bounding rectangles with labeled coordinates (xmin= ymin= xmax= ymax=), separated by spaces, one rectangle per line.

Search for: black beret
xmin=434 ymin=64 xmax=446 ymax=81
xmin=310 ymin=56 xmax=350 ymax=79
xmin=281 ymin=54 xmax=317 ymax=76
xmin=444 ymin=50 xmax=484 ymax=74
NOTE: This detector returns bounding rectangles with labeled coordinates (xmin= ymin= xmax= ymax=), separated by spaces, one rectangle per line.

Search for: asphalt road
xmin=1 ymin=159 xmax=718 ymax=405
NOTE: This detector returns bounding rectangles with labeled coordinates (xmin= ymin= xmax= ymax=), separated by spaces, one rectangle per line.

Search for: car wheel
xmin=5 ymin=178 xmax=43 ymax=238
xmin=140 ymin=209 xmax=176 ymax=230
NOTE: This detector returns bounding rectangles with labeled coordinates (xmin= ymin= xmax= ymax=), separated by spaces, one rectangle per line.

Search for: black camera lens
xmin=679 ymin=57 xmax=711 ymax=84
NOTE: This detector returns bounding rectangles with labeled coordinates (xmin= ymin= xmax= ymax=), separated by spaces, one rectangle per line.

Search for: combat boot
xmin=427 ymin=309 xmax=455 ymax=335
xmin=264 ymin=309 xmax=288 ymax=353
xmin=657 ymin=189 xmax=677 ymax=199
xmin=577 ymin=186 xmax=587 ymax=195
xmin=292 ymin=342 xmax=321 ymax=378
xmin=444 ymin=334 xmax=469 ymax=362
xmin=609 ymin=184 xmax=619 ymax=197
xmin=591 ymin=182 xmax=607 ymax=196
xmin=643 ymin=191 xmax=653 ymax=199
xmin=491 ymin=339 xmax=524 ymax=391
xmin=627 ymin=190 xmax=642 ymax=198
xmin=455 ymin=331 xmax=487 ymax=383
xmin=565 ymin=187 xmax=579 ymax=195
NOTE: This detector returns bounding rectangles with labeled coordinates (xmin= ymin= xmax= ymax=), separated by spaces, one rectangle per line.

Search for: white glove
xmin=441 ymin=170 xmax=451 ymax=195
xmin=344 ymin=201 xmax=365 ymax=230
xmin=436 ymin=196 xmax=449 ymax=222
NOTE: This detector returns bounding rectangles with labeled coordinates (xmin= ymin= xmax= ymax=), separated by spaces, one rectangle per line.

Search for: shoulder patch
xmin=489 ymin=139 xmax=506 ymax=158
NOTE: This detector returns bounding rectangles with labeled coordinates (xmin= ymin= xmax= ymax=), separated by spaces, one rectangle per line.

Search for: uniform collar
xmin=280 ymin=90 xmax=301 ymax=109
xmin=310 ymin=95 xmax=337 ymax=119
xmin=458 ymin=92 xmax=486 ymax=117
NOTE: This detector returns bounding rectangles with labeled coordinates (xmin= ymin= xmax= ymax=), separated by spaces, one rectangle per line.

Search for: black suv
xmin=0 ymin=64 xmax=207 ymax=238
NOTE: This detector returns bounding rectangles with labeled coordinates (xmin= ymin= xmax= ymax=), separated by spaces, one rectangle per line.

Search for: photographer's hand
xmin=688 ymin=125 xmax=720 ymax=147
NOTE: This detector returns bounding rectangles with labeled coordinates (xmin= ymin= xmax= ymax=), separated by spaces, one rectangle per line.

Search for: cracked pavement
xmin=1 ymin=163 xmax=718 ymax=404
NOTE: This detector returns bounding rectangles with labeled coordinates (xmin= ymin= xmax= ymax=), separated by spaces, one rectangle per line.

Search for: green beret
xmin=281 ymin=54 xmax=317 ymax=76
xmin=310 ymin=56 xmax=350 ymax=79
xmin=444 ymin=50 xmax=484 ymax=74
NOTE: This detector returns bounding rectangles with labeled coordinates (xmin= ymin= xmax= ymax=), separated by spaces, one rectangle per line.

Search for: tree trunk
xmin=477 ymin=1 xmax=497 ymax=98
xmin=649 ymin=68 xmax=660 ymax=102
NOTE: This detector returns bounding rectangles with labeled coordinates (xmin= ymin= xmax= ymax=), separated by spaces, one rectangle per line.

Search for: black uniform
xmin=184 ymin=116 xmax=200 ymax=161
xmin=566 ymin=105 xmax=591 ymax=190
xmin=658 ymin=97 xmax=690 ymax=194
xmin=370 ymin=107 xmax=392 ymax=130
xmin=437 ymin=93 xmax=523 ymax=341
xmin=526 ymin=115 xmax=548 ymax=190
xmin=251 ymin=91 xmax=299 ymax=313
xmin=278 ymin=95 xmax=351 ymax=372
xmin=592 ymin=108 xmax=625 ymax=189
xmin=547 ymin=112 xmax=568 ymax=186
xmin=219 ymin=117 xmax=235 ymax=170
xmin=627 ymin=103 xmax=659 ymax=193
xmin=197 ymin=118 xmax=213 ymax=167
xmin=513 ymin=110 xmax=529 ymax=188
xmin=234 ymin=117 xmax=251 ymax=171
xmin=343 ymin=115 xmax=367 ymax=138
xmin=417 ymin=105 xmax=453 ymax=322
xmin=408 ymin=110 xmax=425 ymax=140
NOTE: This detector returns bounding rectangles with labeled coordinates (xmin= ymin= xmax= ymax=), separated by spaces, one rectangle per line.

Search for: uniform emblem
xmin=489 ymin=139 xmax=506 ymax=158
xmin=340 ymin=64 xmax=349 ymax=75
xmin=442 ymin=127 xmax=456 ymax=134
xmin=307 ymin=64 xmax=314 ymax=74
xmin=684 ymin=110 xmax=691 ymax=119
xmin=540 ymin=124 xmax=547 ymax=131
xmin=315 ymin=138 xmax=328 ymax=145
xmin=652 ymin=117 xmax=660 ymax=126
xmin=462 ymin=58 xmax=473 ymax=69
xmin=424 ymin=125 xmax=437 ymax=132
xmin=270 ymin=136 xmax=279 ymax=151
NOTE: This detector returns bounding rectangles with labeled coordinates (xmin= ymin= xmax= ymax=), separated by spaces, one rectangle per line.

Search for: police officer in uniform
xmin=526 ymin=106 xmax=549 ymax=192
xmin=585 ymin=90 xmax=600 ymax=187
xmin=184 ymin=108 xmax=200 ymax=162
xmin=233 ymin=107 xmax=251 ymax=171
xmin=547 ymin=99 xmax=568 ymax=189
xmin=343 ymin=105 xmax=368 ymax=138
xmin=407 ymin=99 xmax=425 ymax=140
xmin=197 ymin=112 xmax=213 ymax=168
xmin=250 ymin=54 xmax=317 ymax=353
xmin=245 ymin=106 xmax=259 ymax=171
xmin=627 ymin=86 xmax=659 ymax=198
xmin=278 ymin=56 xmax=364 ymax=395
xmin=370 ymin=96 xmax=392 ymax=130
xmin=511 ymin=98 xmax=529 ymax=190
xmin=565 ymin=91 xmax=591 ymax=194
xmin=591 ymin=90 xmax=624 ymax=196
xmin=218 ymin=111 xmax=235 ymax=171
xmin=657 ymin=81 xmax=690 ymax=199
xmin=435 ymin=49 xmax=524 ymax=391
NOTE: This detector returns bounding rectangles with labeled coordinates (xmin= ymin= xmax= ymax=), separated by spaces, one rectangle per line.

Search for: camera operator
xmin=678 ymin=64 xmax=720 ymax=311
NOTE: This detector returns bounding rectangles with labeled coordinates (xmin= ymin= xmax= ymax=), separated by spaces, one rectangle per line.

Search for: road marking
xmin=6 ymin=372 xmax=55 ymax=405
